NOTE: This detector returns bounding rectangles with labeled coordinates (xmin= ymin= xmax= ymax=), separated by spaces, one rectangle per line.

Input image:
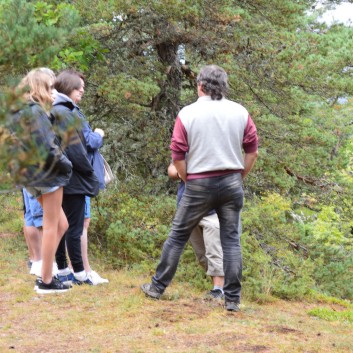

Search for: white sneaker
xmin=29 ymin=260 xmax=42 ymax=277
xmin=30 ymin=261 xmax=59 ymax=277
xmin=87 ymin=270 xmax=109 ymax=285
xmin=52 ymin=262 xmax=59 ymax=276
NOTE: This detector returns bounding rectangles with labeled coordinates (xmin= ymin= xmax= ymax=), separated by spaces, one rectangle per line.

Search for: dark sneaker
xmin=35 ymin=277 xmax=71 ymax=294
xmin=141 ymin=283 xmax=162 ymax=299
xmin=205 ymin=289 xmax=224 ymax=300
xmin=74 ymin=277 xmax=93 ymax=285
xmin=56 ymin=273 xmax=93 ymax=285
xmin=34 ymin=277 xmax=41 ymax=291
xmin=225 ymin=301 xmax=240 ymax=312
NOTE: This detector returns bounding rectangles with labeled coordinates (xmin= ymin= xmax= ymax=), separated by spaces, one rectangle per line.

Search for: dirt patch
xmin=236 ymin=345 xmax=270 ymax=352
xmin=0 ymin=232 xmax=17 ymax=238
xmin=268 ymin=325 xmax=301 ymax=334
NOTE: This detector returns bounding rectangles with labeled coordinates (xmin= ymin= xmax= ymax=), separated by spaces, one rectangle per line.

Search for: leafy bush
xmin=89 ymin=189 xmax=176 ymax=268
xmin=242 ymin=193 xmax=315 ymax=300
xmin=299 ymin=206 xmax=353 ymax=299
xmin=242 ymin=193 xmax=353 ymax=300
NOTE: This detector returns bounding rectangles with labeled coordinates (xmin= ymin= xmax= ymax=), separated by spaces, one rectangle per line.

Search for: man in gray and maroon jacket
xmin=141 ymin=65 xmax=258 ymax=312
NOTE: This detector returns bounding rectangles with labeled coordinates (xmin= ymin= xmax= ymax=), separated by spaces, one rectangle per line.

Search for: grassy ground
xmin=1 ymin=234 xmax=353 ymax=353
xmin=1 ymin=191 xmax=353 ymax=352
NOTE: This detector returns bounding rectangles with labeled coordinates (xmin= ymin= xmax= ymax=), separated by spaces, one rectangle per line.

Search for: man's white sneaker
xmin=29 ymin=260 xmax=42 ymax=276
xmin=52 ymin=262 xmax=59 ymax=276
xmin=87 ymin=270 xmax=109 ymax=285
xmin=30 ymin=261 xmax=59 ymax=277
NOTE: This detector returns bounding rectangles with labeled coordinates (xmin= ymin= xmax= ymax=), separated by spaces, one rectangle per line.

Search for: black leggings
xmin=56 ymin=194 xmax=85 ymax=273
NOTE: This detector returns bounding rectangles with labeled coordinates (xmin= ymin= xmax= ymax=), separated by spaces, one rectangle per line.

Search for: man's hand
xmin=242 ymin=151 xmax=258 ymax=180
xmin=167 ymin=163 xmax=180 ymax=181
xmin=94 ymin=128 xmax=105 ymax=137
xmin=173 ymin=160 xmax=187 ymax=182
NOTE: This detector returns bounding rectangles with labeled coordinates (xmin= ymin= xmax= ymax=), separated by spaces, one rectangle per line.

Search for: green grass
xmin=308 ymin=307 xmax=353 ymax=323
xmin=0 ymin=191 xmax=23 ymax=234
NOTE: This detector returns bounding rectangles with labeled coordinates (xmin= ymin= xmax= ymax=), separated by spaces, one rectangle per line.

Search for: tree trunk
xmin=152 ymin=41 xmax=182 ymax=120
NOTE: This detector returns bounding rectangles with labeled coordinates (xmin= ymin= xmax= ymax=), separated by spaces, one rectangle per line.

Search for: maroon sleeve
xmin=170 ymin=116 xmax=188 ymax=160
xmin=243 ymin=114 xmax=258 ymax=153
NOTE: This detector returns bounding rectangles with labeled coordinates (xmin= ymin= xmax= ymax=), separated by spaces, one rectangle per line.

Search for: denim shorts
xmin=25 ymin=186 xmax=60 ymax=199
xmin=23 ymin=189 xmax=43 ymax=228
xmin=84 ymin=196 xmax=91 ymax=219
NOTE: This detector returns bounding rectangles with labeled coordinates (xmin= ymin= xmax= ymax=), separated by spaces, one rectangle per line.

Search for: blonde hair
xmin=18 ymin=68 xmax=55 ymax=111
xmin=38 ymin=67 xmax=56 ymax=81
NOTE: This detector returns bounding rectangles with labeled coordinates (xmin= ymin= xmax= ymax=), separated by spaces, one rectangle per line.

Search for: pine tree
xmin=0 ymin=0 xmax=79 ymax=189
xmin=69 ymin=0 xmax=353 ymax=195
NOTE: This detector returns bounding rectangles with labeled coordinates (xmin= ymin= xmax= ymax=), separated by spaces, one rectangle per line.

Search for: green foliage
xmin=89 ymin=189 xmax=176 ymax=268
xmin=0 ymin=0 xmax=79 ymax=76
xmin=293 ymin=188 xmax=353 ymax=299
xmin=64 ymin=0 xmax=353 ymax=197
xmin=52 ymin=27 xmax=105 ymax=72
xmin=4 ymin=0 xmax=353 ymax=197
xmin=242 ymin=193 xmax=315 ymax=300
xmin=308 ymin=291 xmax=352 ymax=307
xmin=174 ymin=242 xmax=211 ymax=292
xmin=241 ymin=192 xmax=353 ymax=300
xmin=0 ymin=0 xmax=80 ymax=189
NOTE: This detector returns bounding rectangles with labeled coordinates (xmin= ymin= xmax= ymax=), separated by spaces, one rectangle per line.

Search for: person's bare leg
xmin=212 ymin=276 xmax=224 ymax=288
xmin=81 ymin=218 xmax=91 ymax=273
xmin=23 ymin=225 xmax=35 ymax=261
xmin=26 ymin=226 xmax=42 ymax=262
xmin=57 ymin=208 xmax=69 ymax=247
xmin=38 ymin=188 xmax=66 ymax=284
xmin=26 ymin=225 xmax=43 ymax=276
xmin=80 ymin=216 xmax=109 ymax=285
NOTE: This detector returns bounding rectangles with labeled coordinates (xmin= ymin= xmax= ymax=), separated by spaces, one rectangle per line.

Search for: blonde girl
xmin=15 ymin=69 xmax=73 ymax=293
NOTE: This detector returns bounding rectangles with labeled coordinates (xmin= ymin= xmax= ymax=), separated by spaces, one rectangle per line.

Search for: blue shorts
xmin=25 ymin=186 xmax=59 ymax=198
xmin=84 ymin=196 xmax=91 ymax=219
xmin=23 ymin=189 xmax=43 ymax=228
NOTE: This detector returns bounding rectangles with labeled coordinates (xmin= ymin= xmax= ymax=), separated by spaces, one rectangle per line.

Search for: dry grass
xmin=1 ymin=234 xmax=353 ymax=353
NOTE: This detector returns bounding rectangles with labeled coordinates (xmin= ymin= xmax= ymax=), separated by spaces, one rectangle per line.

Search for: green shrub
xmin=242 ymin=193 xmax=315 ymax=300
xmin=89 ymin=189 xmax=175 ymax=268
xmin=88 ymin=189 xmax=353 ymax=300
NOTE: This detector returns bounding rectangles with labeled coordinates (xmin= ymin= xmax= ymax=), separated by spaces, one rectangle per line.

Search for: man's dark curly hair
xmin=196 ymin=65 xmax=228 ymax=100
